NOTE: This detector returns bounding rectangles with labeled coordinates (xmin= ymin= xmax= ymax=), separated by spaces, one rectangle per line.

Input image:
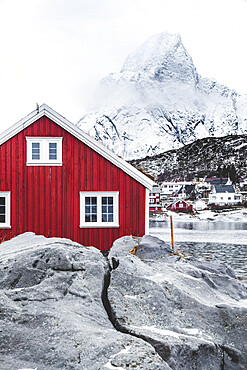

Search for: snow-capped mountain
xmin=79 ymin=32 xmax=247 ymax=160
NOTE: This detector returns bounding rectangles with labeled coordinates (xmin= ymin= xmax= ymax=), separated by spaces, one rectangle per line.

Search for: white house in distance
xmin=208 ymin=184 xmax=242 ymax=206
xmin=193 ymin=199 xmax=207 ymax=211
xmin=161 ymin=181 xmax=193 ymax=197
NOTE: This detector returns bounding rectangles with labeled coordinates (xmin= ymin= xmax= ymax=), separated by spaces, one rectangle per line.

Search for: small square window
xmin=26 ymin=137 xmax=62 ymax=166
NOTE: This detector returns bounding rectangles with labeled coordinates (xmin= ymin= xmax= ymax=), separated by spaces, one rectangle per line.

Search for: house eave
xmin=0 ymin=104 xmax=154 ymax=190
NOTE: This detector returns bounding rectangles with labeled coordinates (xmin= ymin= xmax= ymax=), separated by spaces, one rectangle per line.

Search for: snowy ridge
xmin=130 ymin=134 xmax=247 ymax=181
xmin=79 ymin=32 xmax=247 ymax=160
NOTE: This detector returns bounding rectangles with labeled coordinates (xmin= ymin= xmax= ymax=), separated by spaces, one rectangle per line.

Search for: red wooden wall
xmin=0 ymin=116 xmax=146 ymax=250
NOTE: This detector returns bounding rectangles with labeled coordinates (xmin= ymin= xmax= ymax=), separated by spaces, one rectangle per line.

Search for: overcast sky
xmin=0 ymin=0 xmax=247 ymax=132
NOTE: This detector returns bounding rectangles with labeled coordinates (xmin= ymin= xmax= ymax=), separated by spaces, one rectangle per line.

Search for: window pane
xmin=0 ymin=215 xmax=5 ymax=223
xmin=32 ymin=142 xmax=40 ymax=160
xmin=91 ymin=197 xmax=97 ymax=204
xmin=85 ymin=196 xmax=97 ymax=222
xmin=0 ymin=206 xmax=5 ymax=213
xmin=102 ymin=214 xmax=107 ymax=222
xmin=108 ymin=214 xmax=113 ymax=222
xmin=101 ymin=196 xmax=114 ymax=222
xmin=102 ymin=205 xmax=107 ymax=213
xmin=49 ymin=143 xmax=57 ymax=160
xmin=0 ymin=197 xmax=5 ymax=206
xmin=91 ymin=214 xmax=97 ymax=222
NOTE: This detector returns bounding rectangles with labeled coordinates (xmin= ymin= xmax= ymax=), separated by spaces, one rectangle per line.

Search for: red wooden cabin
xmin=167 ymin=200 xmax=193 ymax=213
xmin=0 ymin=104 xmax=153 ymax=251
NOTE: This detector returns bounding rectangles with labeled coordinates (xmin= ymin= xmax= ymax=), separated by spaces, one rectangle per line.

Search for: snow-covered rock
xmin=79 ymin=32 xmax=247 ymax=160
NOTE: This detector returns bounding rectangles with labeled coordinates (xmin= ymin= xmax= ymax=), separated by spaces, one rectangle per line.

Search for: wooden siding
xmin=0 ymin=116 xmax=146 ymax=250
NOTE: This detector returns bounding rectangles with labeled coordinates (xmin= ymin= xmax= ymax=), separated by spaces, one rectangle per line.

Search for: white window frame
xmin=80 ymin=191 xmax=119 ymax=228
xmin=0 ymin=192 xmax=11 ymax=228
xmin=26 ymin=137 xmax=63 ymax=166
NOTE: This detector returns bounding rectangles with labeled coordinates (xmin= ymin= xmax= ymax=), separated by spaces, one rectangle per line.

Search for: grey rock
xmin=0 ymin=233 xmax=168 ymax=369
xmin=108 ymin=235 xmax=247 ymax=369
xmin=1 ymin=232 xmax=247 ymax=369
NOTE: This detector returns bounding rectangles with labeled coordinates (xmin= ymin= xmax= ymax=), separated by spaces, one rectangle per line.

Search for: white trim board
xmin=0 ymin=104 xmax=154 ymax=190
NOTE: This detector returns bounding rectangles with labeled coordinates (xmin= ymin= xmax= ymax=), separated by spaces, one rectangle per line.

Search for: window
xmin=26 ymin=137 xmax=62 ymax=165
xmin=80 ymin=192 xmax=119 ymax=227
xmin=0 ymin=192 xmax=11 ymax=228
xmin=49 ymin=142 xmax=57 ymax=160
xmin=32 ymin=142 xmax=40 ymax=160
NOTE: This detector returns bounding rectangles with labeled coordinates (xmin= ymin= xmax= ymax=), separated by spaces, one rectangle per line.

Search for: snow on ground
xmin=129 ymin=325 xmax=215 ymax=345
xmin=166 ymin=209 xmax=247 ymax=222
xmin=103 ymin=346 xmax=132 ymax=369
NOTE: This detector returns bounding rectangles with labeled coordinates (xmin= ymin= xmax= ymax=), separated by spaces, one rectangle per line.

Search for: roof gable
xmin=0 ymin=104 xmax=154 ymax=190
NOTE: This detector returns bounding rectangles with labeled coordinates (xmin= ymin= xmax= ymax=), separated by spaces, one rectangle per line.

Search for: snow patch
xmin=103 ymin=346 xmax=132 ymax=369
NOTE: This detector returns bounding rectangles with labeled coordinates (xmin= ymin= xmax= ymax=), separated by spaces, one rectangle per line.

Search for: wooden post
xmin=170 ymin=215 xmax=174 ymax=250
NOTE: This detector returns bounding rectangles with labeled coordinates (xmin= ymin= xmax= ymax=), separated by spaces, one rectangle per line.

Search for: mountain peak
xmin=79 ymin=32 xmax=247 ymax=160
xmin=121 ymin=32 xmax=198 ymax=84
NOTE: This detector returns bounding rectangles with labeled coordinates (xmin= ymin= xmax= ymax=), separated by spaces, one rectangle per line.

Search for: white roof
xmin=0 ymin=104 xmax=154 ymax=190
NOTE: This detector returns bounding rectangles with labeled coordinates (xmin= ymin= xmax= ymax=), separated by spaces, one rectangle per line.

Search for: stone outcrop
xmin=0 ymin=233 xmax=247 ymax=369
xmin=108 ymin=235 xmax=247 ymax=369
xmin=0 ymin=233 xmax=166 ymax=369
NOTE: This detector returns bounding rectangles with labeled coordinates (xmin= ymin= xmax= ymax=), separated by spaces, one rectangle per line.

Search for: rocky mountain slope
xmin=1 ymin=233 xmax=247 ymax=369
xmin=130 ymin=134 xmax=247 ymax=182
xmin=79 ymin=32 xmax=247 ymax=160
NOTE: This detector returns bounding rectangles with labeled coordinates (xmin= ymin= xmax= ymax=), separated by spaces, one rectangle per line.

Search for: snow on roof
xmin=0 ymin=104 xmax=154 ymax=190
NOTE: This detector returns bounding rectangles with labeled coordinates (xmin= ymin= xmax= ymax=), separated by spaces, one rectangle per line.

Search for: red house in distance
xmin=167 ymin=200 xmax=193 ymax=213
xmin=0 ymin=104 xmax=154 ymax=251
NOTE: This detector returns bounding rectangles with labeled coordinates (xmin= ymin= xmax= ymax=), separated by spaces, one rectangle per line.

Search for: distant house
xmin=149 ymin=185 xmax=162 ymax=212
xmin=0 ymin=104 xmax=154 ymax=251
xmin=208 ymin=185 xmax=242 ymax=206
xmin=177 ymin=184 xmax=196 ymax=200
xmin=193 ymin=199 xmax=207 ymax=211
xmin=161 ymin=181 xmax=193 ymax=197
xmin=167 ymin=200 xmax=193 ymax=213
